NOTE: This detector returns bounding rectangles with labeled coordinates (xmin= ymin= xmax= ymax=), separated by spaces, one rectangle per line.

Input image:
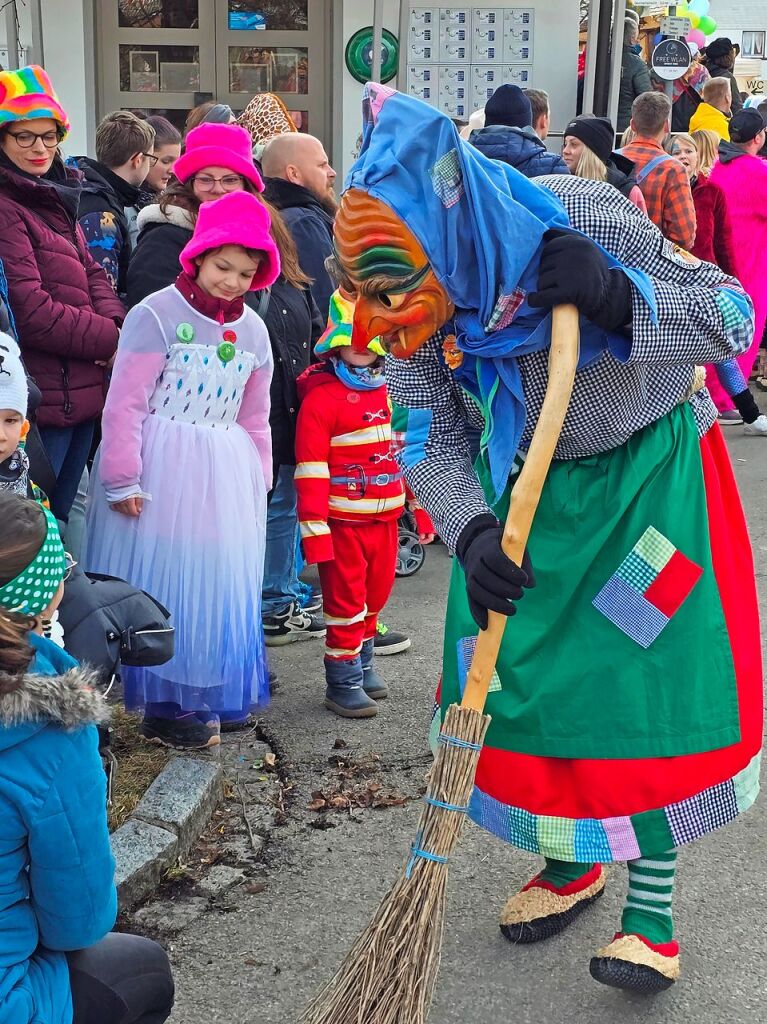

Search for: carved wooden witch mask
xmin=332 ymin=188 xmax=455 ymax=359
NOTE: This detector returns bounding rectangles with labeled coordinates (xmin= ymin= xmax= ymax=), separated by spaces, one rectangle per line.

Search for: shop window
xmin=229 ymin=45 xmax=309 ymax=93
xmin=120 ymin=44 xmax=200 ymax=92
xmin=228 ymin=1 xmax=308 ymax=32
xmin=118 ymin=0 xmax=199 ymax=29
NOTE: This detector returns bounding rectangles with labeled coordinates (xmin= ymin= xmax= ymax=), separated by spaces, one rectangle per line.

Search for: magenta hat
xmin=179 ymin=191 xmax=280 ymax=291
xmin=174 ymin=122 xmax=264 ymax=191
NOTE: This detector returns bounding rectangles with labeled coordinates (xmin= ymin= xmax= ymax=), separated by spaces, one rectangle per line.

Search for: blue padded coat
xmin=0 ymin=634 xmax=116 ymax=1024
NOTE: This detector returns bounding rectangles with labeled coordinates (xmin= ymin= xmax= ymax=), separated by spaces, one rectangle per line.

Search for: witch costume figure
xmin=332 ymin=84 xmax=762 ymax=993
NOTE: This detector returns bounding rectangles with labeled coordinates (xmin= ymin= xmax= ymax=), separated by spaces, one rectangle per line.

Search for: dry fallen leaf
xmin=264 ymin=752 xmax=277 ymax=769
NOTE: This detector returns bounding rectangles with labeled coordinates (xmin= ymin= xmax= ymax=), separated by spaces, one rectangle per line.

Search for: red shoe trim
xmin=523 ymin=863 xmax=603 ymax=896
xmin=613 ymin=932 xmax=680 ymax=958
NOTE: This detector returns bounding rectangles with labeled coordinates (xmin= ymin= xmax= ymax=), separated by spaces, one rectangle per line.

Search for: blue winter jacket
xmin=0 ymin=634 xmax=116 ymax=1024
xmin=469 ymin=125 xmax=570 ymax=179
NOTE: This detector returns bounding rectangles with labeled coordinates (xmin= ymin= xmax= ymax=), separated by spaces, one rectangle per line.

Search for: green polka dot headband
xmin=0 ymin=505 xmax=66 ymax=617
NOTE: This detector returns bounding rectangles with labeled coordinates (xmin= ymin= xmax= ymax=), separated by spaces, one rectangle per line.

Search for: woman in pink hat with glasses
xmin=87 ymin=190 xmax=281 ymax=749
xmin=126 ymin=120 xmax=328 ymax=687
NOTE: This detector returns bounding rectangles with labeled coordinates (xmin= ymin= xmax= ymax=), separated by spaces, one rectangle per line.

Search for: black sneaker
xmin=263 ymin=601 xmax=327 ymax=647
xmin=140 ymin=713 xmax=220 ymax=750
xmin=373 ymin=621 xmax=411 ymax=656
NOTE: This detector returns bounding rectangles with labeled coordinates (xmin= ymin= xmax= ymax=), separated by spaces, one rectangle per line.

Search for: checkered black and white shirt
xmin=387 ymin=175 xmax=755 ymax=551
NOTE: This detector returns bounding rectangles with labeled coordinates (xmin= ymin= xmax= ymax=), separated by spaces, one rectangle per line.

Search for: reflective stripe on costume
xmin=295 ymin=461 xmax=330 ymax=479
xmin=324 ymin=607 xmax=368 ymax=626
xmin=328 ymin=493 xmax=405 ymax=515
xmin=299 ymin=520 xmax=331 ymax=538
xmin=330 ymin=425 xmax=391 ymax=447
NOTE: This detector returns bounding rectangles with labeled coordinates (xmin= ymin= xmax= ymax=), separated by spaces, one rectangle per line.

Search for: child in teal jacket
xmin=0 ymin=491 xmax=173 ymax=1024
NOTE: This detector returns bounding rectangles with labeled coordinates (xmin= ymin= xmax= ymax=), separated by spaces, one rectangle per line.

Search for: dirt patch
xmin=108 ymin=706 xmax=171 ymax=831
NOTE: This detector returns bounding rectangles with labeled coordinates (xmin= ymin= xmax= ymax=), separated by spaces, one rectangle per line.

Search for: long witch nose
xmin=351 ymin=298 xmax=389 ymax=353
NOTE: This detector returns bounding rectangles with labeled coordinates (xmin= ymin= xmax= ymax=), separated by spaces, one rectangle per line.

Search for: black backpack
xmin=58 ymin=566 xmax=175 ymax=684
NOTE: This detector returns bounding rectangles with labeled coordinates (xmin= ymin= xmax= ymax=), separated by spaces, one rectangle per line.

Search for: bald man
xmin=262 ymin=133 xmax=337 ymax=317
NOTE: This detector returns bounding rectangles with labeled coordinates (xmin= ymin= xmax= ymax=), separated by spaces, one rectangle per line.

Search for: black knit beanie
xmin=484 ymin=85 xmax=533 ymax=129
xmin=563 ymin=115 xmax=616 ymax=165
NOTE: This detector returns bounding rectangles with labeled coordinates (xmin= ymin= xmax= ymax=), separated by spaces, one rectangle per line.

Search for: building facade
xmin=2 ymin=1 xmax=584 ymax=176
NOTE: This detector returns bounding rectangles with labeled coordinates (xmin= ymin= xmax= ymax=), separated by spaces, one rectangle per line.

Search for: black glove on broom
xmin=457 ymin=514 xmax=535 ymax=631
xmin=528 ymin=230 xmax=633 ymax=333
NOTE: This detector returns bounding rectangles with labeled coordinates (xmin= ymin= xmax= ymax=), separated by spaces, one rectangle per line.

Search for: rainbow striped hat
xmin=0 ymin=65 xmax=70 ymax=138
xmin=315 ymin=290 xmax=386 ymax=359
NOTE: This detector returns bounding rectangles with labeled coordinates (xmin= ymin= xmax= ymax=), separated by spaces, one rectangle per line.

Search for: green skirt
xmin=435 ymin=406 xmax=761 ymax=861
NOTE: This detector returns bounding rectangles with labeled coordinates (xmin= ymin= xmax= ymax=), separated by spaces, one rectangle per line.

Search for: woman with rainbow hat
xmin=0 ymin=66 xmax=124 ymax=525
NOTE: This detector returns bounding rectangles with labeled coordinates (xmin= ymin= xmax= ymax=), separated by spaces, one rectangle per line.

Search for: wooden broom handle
xmin=461 ymin=304 xmax=580 ymax=713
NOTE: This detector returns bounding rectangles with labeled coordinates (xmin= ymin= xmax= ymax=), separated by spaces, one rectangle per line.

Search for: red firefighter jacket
xmin=295 ymin=362 xmax=406 ymax=563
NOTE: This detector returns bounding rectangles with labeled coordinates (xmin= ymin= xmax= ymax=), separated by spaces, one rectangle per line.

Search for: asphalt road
xmin=165 ymin=425 xmax=767 ymax=1024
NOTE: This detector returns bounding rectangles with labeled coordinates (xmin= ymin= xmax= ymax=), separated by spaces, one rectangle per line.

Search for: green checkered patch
xmin=615 ymin=550 xmax=658 ymax=593
xmin=537 ymin=814 xmax=576 ymax=860
xmin=633 ymin=526 xmax=675 ymax=573
xmin=716 ymin=289 xmax=749 ymax=333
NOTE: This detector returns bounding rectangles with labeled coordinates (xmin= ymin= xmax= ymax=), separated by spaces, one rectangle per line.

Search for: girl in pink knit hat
xmin=86 ymin=191 xmax=281 ymax=749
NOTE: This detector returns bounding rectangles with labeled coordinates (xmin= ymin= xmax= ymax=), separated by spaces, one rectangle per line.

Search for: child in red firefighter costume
xmin=295 ymin=290 xmax=405 ymax=718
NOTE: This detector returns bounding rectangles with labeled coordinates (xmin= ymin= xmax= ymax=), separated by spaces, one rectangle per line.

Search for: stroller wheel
xmin=397 ymin=530 xmax=425 ymax=577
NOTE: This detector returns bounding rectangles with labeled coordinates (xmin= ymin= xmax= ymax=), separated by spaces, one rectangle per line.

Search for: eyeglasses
xmin=7 ymin=129 xmax=62 ymax=149
xmin=63 ymin=553 xmax=77 ymax=583
xmin=142 ymin=152 xmax=159 ymax=167
xmin=192 ymin=173 xmax=244 ymax=192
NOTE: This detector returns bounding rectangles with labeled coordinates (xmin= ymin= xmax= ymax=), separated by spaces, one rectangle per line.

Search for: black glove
xmin=528 ymin=230 xmax=633 ymax=332
xmin=457 ymin=514 xmax=535 ymax=631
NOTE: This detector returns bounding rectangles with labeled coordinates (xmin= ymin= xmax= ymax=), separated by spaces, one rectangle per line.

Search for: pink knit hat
xmin=174 ymin=122 xmax=264 ymax=191
xmin=179 ymin=191 xmax=280 ymax=291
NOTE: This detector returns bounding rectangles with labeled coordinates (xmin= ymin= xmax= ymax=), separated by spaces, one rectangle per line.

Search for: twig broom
xmin=299 ymin=304 xmax=581 ymax=1024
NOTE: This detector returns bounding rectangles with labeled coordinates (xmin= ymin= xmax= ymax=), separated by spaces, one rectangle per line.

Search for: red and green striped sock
xmin=537 ymin=858 xmax=595 ymax=890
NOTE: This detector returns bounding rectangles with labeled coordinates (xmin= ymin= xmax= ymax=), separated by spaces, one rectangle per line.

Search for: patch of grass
xmin=108 ymin=706 xmax=171 ymax=831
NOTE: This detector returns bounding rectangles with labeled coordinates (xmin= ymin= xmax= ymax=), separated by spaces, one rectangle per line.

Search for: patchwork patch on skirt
xmin=457 ymin=635 xmax=502 ymax=694
xmin=593 ymin=526 xmax=702 ymax=649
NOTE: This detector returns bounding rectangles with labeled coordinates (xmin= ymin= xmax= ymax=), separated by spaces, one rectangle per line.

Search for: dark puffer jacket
xmin=263 ymin=178 xmax=335 ymax=318
xmin=605 ymin=152 xmax=640 ymax=200
xmin=469 ymin=125 xmax=570 ymax=178
xmin=126 ymin=202 xmax=195 ymax=309
xmin=0 ymin=163 xmax=124 ymax=429
xmin=267 ymin=277 xmax=324 ymax=474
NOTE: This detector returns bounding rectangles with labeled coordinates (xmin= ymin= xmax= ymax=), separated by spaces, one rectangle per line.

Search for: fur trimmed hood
xmin=0 ymin=664 xmax=108 ymax=734
xmin=136 ymin=201 xmax=195 ymax=233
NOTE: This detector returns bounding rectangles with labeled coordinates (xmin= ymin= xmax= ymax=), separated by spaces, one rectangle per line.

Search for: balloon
xmin=689 ymin=0 xmax=710 ymax=15
xmin=688 ymin=11 xmax=700 ymax=28
xmin=676 ymin=2 xmax=688 ymax=13
xmin=698 ymin=15 xmax=717 ymax=35
xmin=686 ymin=28 xmax=706 ymax=48
xmin=654 ymin=32 xmax=663 ymax=45
xmin=688 ymin=41 xmax=700 ymax=57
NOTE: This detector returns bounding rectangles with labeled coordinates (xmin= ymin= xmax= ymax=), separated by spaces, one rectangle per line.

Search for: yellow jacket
xmin=689 ymin=102 xmax=731 ymax=141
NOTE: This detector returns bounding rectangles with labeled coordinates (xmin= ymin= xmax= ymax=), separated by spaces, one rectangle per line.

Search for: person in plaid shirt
xmin=621 ymin=91 xmax=697 ymax=248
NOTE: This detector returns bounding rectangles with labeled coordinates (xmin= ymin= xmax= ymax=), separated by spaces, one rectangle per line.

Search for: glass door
xmin=97 ymin=0 xmax=330 ymax=139
xmin=215 ymin=0 xmax=328 ymax=137
xmin=98 ymin=1 xmax=218 ymax=131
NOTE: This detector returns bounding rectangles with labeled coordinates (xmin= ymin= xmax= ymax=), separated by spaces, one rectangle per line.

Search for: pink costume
xmin=708 ymin=151 xmax=767 ymax=411
xmin=85 ymin=282 xmax=273 ymax=715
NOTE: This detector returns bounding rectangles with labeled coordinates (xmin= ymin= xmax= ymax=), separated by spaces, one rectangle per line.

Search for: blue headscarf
xmin=346 ymin=84 xmax=656 ymax=501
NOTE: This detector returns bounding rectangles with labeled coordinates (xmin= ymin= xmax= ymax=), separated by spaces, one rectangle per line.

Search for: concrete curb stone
xmin=111 ymin=755 xmax=223 ymax=908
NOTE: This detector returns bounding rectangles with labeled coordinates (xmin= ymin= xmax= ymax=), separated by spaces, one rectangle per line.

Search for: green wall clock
xmin=345 ymin=27 xmax=399 ymax=84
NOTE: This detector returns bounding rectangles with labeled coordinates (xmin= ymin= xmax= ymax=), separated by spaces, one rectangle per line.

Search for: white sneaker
xmin=743 ymin=414 xmax=767 ymax=436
